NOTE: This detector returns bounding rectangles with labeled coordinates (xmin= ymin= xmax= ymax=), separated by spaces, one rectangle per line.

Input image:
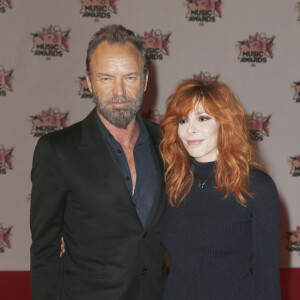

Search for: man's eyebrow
xmin=95 ymin=73 xmax=113 ymax=77
xmin=124 ymin=72 xmax=140 ymax=76
xmin=95 ymin=72 xmax=140 ymax=77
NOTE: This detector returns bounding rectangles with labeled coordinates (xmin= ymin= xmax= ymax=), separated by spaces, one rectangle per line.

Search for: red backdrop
xmin=0 ymin=269 xmax=299 ymax=300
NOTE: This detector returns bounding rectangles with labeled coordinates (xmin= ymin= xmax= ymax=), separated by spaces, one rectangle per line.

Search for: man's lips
xmin=187 ymin=139 xmax=204 ymax=146
xmin=110 ymin=101 xmax=129 ymax=106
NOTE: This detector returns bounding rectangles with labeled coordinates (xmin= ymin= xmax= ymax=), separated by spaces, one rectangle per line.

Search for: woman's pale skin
xmin=178 ymin=103 xmax=219 ymax=162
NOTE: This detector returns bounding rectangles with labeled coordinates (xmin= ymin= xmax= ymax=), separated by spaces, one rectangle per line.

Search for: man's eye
xmin=126 ymin=76 xmax=136 ymax=81
xmin=178 ymin=119 xmax=187 ymax=125
xmin=101 ymin=77 xmax=111 ymax=82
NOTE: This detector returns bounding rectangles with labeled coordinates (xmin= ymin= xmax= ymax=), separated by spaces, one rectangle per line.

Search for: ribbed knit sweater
xmin=161 ymin=160 xmax=281 ymax=300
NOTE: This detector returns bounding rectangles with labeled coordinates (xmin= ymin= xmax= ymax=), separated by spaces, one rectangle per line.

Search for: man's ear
xmin=143 ymin=71 xmax=149 ymax=92
xmin=86 ymin=72 xmax=93 ymax=94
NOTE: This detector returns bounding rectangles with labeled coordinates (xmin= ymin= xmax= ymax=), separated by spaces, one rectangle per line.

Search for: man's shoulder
xmin=44 ymin=120 xmax=83 ymax=144
xmin=43 ymin=109 xmax=95 ymax=145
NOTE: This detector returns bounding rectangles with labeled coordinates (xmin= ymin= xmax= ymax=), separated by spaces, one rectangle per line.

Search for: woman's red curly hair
xmin=159 ymin=79 xmax=261 ymax=207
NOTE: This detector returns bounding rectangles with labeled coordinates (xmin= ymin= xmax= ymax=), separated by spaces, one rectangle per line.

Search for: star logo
xmin=193 ymin=71 xmax=220 ymax=84
xmin=29 ymin=108 xmax=69 ymax=137
xmin=291 ymin=81 xmax=300 ymax=103
xmin=30 ymin=25 xmax=71 ymax=57
xmin=0 ymin=224 xmax=13 ymax=252
xmin=0 ymin=0 xmax=13 ymax=12
xmin=288 ymin=156 xmax=300 ymax=177
xmin=247 ymin=112 xmax=272 ymax=141
xmin=237 ymin=33 xmax=275 ymax=64
xmin=142 ymin=109 xmax=163 ymax=124
xmin=295 ymin=3 xmax=300 ymax=22
xmin=140 ymin=29 xmax=171 ymax=60
xmin=77 ymin=76 xmax=93 ymax=99
xmin=79 ymin=0 xmax=118 ymax=15
xmin=185 ymin=0 xmax=222 ymax=17
xmin=0 ymin=144 xmax=14 ymax=171
xmin=0 ymin=66 xmax=14 ymax=94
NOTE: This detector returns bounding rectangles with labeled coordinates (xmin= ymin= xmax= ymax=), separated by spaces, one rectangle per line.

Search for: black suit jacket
xmin=30 ymin=109 xmax=166 ymax=300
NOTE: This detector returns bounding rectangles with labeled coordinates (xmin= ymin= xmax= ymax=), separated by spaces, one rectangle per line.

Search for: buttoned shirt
xmin=94 ymin=110 xmax=158 ymax=227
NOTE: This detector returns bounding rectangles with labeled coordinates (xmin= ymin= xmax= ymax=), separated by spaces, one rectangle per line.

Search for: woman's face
xmin=178 ymin=103 xmax=219 ymax=162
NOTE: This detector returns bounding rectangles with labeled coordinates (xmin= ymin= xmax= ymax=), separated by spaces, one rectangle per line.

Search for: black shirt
xmin=94 ymin=111 xmax=158 ymax=227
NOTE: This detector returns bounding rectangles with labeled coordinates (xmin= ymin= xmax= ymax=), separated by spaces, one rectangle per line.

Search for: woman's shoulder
xmin=249 ymin=167 xmax=276 ymax=188
xmin=247 ymin=167 xmax=279 ymax=205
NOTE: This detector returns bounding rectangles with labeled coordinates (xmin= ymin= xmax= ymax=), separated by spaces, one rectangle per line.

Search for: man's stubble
xmin=92 ymin=80 xmax=145 ymax=129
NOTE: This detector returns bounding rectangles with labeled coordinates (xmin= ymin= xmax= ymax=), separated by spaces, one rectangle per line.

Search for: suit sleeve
xmin=250 ymin=172 xmax=281 ymax=299
xmin=30 ymin=136 xmax=68 ymax=300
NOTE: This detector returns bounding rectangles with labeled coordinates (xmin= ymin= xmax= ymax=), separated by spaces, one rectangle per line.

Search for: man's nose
xmin=112 ymin=79 xmax=126 ymax=98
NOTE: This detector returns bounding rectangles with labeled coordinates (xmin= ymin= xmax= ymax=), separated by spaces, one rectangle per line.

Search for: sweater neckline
xmin=193 ymin=158 xmax=216 ymax=180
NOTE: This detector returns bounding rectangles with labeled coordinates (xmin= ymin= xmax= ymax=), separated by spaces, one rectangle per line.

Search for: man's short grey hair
xmin=86 ymin=24 xmax=148 ymax=78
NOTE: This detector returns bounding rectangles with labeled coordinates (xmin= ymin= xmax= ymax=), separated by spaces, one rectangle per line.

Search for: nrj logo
xmin=236 ymin=33 xmax=275 ymax=65
xmin=29 ymin=108 xmax=69 ymax=137
xmin=0 ymin=65 xmax=13 ymax=96
xmin=77 ymin=76 xmax=93 ymax=99
xmin=0 ymin=0 xmax=12 ymax=13
xmin=288 ymin=155 xmax=300 ymax=177
xmin=288 ymin=226 xmax=300 ymax=254
xmin=30 ymin=25 xmax=71 ymax=59
xmin=184 ymin=0 xmax=222 ymax=24
xmin=79 ymin=0 xmax=117 ymax=19
xmin=193 ymin=71 xmax=220 ymax=84
xmin=0 ymin=223 xmax=13 ymax=253
xmin=0 ymin=144 xmax=14 ymax=174
xmin=291 ymin=81 xmax=300 ymax=103
xmin=140 ymin=29 xmax=171 ymax=60
xmin=247 ymin=112 xmax=271 ymax=141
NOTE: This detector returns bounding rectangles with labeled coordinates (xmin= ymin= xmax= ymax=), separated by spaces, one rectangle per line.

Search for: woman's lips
xmin=187 ymin=139 xmax=204 ymax=146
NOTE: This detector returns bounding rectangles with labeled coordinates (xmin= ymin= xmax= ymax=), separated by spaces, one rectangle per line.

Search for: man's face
xmin=86 ymin=41 xmax=148 ymax=128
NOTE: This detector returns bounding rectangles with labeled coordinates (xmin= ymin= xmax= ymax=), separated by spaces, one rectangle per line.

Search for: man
xmin=30 ymin=25 xmax=166 ymax=300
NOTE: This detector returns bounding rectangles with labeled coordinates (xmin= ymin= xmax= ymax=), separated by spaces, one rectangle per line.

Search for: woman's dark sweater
xmin=161 ymin=160 xmax=281 ymax=300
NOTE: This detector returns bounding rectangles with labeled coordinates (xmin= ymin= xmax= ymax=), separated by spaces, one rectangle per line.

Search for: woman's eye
xmin=199 ymin=116 xmax=211 ymax=121
xmin=178 ymin=119 xmax=187 ymax=125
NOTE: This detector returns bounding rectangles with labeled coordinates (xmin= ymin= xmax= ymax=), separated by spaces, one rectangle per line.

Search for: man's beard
xmin=92 ymin=85 xmax=144 ymax=129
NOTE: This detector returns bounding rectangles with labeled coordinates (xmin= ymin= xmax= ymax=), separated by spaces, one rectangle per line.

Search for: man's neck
xmin=97 ymin=111 xmax=139 ymax=149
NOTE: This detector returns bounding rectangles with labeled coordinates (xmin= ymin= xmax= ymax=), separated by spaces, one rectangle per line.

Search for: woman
xmin=159 ymin=79 xmax=281 ymax=299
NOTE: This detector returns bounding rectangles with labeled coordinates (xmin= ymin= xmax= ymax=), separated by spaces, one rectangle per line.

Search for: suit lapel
xmin=78 ymin=109 xmax=142 ymax=226
xmin=143 ymin=120 xmax=166 ymax=230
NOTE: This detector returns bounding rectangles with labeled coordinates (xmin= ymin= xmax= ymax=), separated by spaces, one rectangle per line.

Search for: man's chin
xmin=108 ymin=118 xmax=132 ymax=129
xmin=96 ymin=99 xmax=140 ymax=129
xmin=102 ymin=111 xmax=135 ymax=129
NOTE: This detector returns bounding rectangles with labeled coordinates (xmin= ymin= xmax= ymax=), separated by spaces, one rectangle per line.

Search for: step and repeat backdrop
xmin=0 ymin=0 xmax=299 ymax=270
